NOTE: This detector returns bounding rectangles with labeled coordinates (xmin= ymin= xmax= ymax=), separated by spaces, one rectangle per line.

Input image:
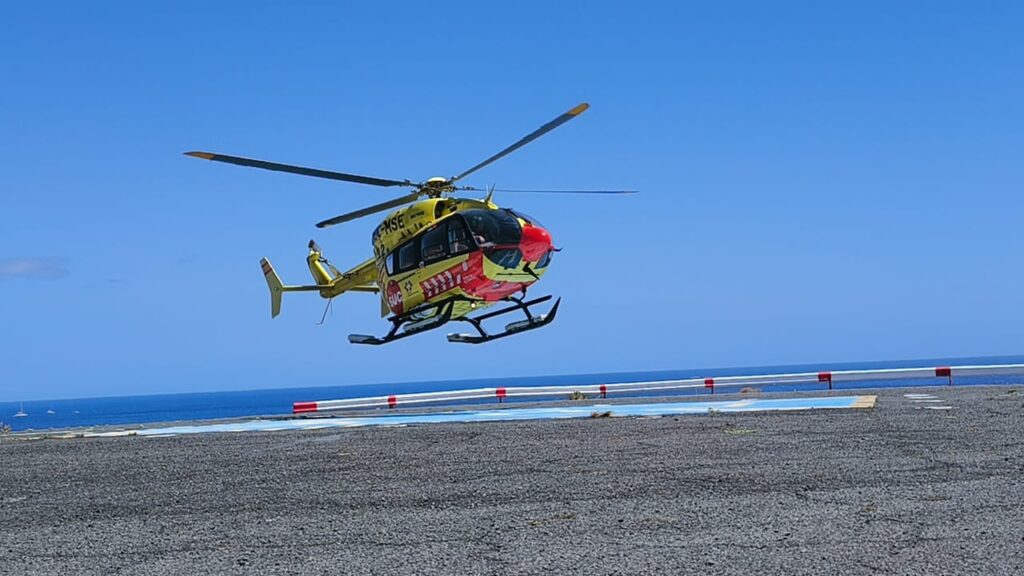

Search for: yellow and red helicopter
xmin=186 ymin=103 xmax=633 ymax=344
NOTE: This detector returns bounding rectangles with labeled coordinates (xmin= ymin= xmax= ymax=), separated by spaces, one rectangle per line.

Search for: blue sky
xmin=2 ymin=1 xmax=1021 ymax=401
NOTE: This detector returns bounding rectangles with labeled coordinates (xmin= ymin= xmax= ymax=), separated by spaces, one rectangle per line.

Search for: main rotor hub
xmin=421 ymin=176 xmax=456 ymax=198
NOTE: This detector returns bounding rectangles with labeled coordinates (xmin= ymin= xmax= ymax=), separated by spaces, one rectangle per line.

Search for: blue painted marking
xmin=120 ymin=395 xmax=871 ymax=437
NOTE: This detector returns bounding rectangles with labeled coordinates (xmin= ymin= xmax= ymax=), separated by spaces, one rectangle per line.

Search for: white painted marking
xmin=86 ymin=430 xmax=134 ymax=437
xmin=903 ymin=392 xmax=954 ymax=411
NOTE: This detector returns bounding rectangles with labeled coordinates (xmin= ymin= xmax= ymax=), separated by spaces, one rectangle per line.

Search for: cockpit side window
xmin=447 ymin=216 xmax=473 ymax=256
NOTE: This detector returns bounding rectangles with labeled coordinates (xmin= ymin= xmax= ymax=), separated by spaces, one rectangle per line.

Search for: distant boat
xmin=14 ymin=402 xmax=27 ymax=418
xmin=46 ymin=408 xmax=56 ymax=415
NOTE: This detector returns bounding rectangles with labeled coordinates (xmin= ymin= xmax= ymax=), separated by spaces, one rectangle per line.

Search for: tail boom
xmin=259 ymin=247 xmax=379 ymax=319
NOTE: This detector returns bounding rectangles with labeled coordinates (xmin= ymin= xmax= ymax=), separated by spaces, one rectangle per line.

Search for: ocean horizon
xmin=4 ymin=354 xmax=1022 ymax=433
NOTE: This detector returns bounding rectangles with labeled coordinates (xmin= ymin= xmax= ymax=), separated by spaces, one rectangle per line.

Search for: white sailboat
xmin=14 ymin=402 xmax=28 ymax=418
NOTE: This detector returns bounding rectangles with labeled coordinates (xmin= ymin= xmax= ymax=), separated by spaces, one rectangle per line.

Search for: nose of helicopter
xmin=519 ymin=225 xmax=553 ymax=262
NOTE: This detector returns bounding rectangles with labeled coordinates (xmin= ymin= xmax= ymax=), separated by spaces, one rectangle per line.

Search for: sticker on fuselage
xmin=386 ymin=280 xmax=404 ymax=314
xmin=421 ymin=261 xmax=469 ymax=299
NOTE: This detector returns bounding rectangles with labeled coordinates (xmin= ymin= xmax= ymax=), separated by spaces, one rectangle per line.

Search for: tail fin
xmin=307 ymin=240 xmax=339 ymax=286
xmin=260 ymin=258 xmax=285 ymax=318
xmin=259 ymin=258 xmax=331 ymax=318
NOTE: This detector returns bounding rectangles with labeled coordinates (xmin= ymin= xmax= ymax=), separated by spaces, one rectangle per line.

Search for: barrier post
xmin=704 ymin=378 xmax=715 ymax=395
xmin=818 ymin=371 xmax=833 ymax=390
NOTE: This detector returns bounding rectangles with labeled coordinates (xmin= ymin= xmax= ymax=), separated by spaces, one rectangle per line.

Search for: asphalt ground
xmin=1 ymin=386 xmax=1022 ymax=575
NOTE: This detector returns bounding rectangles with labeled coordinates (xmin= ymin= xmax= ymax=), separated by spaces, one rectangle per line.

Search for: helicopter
xmin=185 ymin=103 xmax=634 ymax=345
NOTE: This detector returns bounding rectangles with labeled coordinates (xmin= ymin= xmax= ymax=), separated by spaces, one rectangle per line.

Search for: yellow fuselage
xmin=369 ymin=198 xmax=552 ymax=318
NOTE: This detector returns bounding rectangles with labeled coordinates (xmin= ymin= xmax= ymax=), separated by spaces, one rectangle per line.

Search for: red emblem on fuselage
xmin=386 ymin=280 xmax=404 ymax=314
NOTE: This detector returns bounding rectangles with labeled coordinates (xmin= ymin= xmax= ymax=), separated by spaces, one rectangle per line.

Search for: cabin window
xmin=396 ymin=238 xmax=421 ymax=272
xmin=421 ymin=224 xmax=448 ymax=265
xmin=386 ymin=215 xmax=480 ymax=274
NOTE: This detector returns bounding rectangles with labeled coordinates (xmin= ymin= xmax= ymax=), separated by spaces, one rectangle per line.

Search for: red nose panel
xmin=519 ymin=225 xmax=553 ymax=262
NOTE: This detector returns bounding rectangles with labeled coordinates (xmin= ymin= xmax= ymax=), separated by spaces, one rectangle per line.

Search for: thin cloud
xmin=0 ymin=258 xmax=69 ymax=280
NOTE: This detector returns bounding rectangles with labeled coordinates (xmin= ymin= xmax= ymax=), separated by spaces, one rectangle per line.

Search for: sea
xmin=4 ymin=355 xmax=1022 ymax=433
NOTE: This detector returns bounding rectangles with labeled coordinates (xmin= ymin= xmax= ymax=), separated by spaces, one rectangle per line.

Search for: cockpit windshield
xmin=461 ymin=209 xmax=522 ymax=246
xmin=507 ymin=208 xmax=543 ymax=228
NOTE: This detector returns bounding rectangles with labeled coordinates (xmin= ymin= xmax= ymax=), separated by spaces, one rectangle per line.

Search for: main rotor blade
xmin=450 ymin=103 xmax=590 ymax=183
xmin=315 ymin=191 xmax=423 ymax=229
xmin=185 ymin=151 xmax=413 ymax=188
xmin=459 ymin=186 xmax=637 ymax=195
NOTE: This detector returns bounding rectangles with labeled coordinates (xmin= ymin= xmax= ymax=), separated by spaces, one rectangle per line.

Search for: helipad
xmin=85 ymin=395 xmax=876 ymax=437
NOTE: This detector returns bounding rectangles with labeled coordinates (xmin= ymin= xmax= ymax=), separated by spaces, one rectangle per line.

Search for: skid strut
xmin=348 ymin=298 xmax=459 ymax=345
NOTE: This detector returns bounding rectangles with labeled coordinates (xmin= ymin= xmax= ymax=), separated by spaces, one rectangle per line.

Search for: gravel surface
xmin=1 ymin=386 xmax=1022 ymax=575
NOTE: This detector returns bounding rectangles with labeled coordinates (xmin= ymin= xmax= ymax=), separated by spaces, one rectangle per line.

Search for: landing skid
xmin=348 ymin=295 xmax=560 ymax=345
xmin=446 ymin=295 xmax=560 ymax=344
